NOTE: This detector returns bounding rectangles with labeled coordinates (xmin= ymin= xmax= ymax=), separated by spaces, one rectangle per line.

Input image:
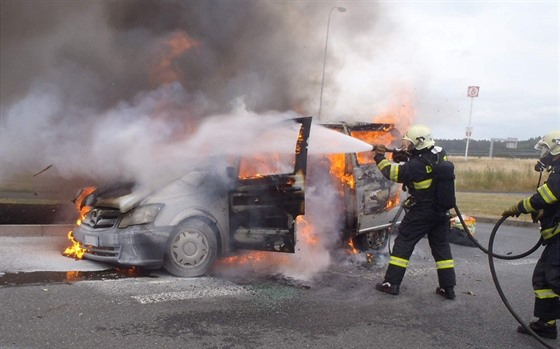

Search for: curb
xmin=0 ymin=224 xmax=74 ymax=237
xmin=473 ymin=216 xmax=536 ymax=228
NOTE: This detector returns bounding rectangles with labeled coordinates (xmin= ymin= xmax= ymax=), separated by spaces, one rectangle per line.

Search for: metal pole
xmin=464 ymin=96 xmax=474 ymax=161
xmin=318 ymin=7 xmax=345 ymax=121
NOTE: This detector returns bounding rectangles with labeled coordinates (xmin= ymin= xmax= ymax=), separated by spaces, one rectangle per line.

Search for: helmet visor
xmin=534 ymin=139 xmax=549 ymax=158
xmin=400 ymin=139 xmax=414 ymax=152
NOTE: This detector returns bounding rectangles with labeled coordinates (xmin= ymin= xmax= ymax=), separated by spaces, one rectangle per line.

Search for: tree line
xmin=437 ymin=137 xmax=541 ymax=158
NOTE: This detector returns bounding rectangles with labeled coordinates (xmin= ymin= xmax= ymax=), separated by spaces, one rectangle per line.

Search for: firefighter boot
xmin=517 ymin=320 xmax=557 ymax=340
xmin=375 ymin=281 xmax=400 ymax=295
xmin=436 ymin=286 xmax=456 ymax=300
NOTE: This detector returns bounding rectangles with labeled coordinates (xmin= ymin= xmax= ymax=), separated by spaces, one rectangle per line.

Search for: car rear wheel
xmin=163 ymin=219 xmax=218 ymax=277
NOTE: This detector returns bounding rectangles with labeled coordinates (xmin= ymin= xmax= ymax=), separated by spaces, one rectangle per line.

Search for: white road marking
xmin=131 ymin=286 xmax=249 ymax=304
xmin=506 ymin=258 xmax=538 ymax=266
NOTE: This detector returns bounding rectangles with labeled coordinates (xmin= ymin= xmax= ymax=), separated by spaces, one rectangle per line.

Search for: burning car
xmin=67 ymin=118 xmax=403 ymax=276
xmin=319 ymin=121 xmax=403 ymax=251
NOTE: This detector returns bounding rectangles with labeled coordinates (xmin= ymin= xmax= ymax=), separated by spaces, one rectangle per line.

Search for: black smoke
xmin=1 ymin=1 xmax=380 ymax=114
xmin=0 ymin=1 xmax=382 ymax=191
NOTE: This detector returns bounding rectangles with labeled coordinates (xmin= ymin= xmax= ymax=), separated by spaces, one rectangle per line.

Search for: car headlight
xmin=118 ymin=204 xmax=163 ymax=228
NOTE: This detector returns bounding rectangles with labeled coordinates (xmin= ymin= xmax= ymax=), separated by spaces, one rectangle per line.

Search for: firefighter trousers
xmin=532 ymin=237 xmax=560 ymax=321
xmin=384 ymin=206 xmax=456 ymax=288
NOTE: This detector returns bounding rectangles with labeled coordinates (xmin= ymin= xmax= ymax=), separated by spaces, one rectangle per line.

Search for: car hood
xmin=90 ymin=170 xmax=215 ymax=213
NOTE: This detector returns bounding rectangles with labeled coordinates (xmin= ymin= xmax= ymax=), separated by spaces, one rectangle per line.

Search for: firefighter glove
xmin=502 ymin=204 xmax=521 ymax=217
xmin=531 ymin=210 xmax=544 ymax=223
xmin=372 ymin=144 xmax=387 ymax=155
xmin=392 ymin=150 xmax=409 ymax=163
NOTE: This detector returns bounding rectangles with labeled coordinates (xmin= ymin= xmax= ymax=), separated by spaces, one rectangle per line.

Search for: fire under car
xmin=70 ymin=118 xmax=403 ymax=277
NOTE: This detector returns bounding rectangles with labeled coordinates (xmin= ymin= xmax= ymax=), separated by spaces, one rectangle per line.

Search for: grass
xmin=450 ymin=156 xmax=541 ymax=193
xmin=455 ymin=192 xmax=533 ymax=223
xmin=449 ymin=156 xmax=543 ymax=222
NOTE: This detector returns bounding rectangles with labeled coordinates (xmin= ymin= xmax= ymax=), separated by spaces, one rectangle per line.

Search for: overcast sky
xmin=330 ymin=1 xmax=559 ymax=141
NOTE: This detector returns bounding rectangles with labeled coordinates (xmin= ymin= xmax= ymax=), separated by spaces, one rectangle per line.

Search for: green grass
xmin=455 ymin=192 xmax=533 ymax=222
xmin=450 ymin=156 xmax=541 ymax=193
xmin=448 ymin=156 xmax=543 ymax=221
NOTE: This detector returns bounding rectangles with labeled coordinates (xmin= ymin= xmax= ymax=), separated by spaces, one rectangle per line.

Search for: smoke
xmin=0 ymin=1 xmax=387 ymax=183
xmin=0 ymin=1 xmax=402 ymax=281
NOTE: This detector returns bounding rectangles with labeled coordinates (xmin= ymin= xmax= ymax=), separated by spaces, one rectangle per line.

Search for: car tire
xmin=163 ymin=218 xmax=218 ymax=277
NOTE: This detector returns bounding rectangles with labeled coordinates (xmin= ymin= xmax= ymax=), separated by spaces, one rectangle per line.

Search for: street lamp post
xmin=318 ymin=6 xmax=346 ymax=121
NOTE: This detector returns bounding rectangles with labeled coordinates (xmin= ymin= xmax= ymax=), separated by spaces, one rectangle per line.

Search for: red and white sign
xmin=467 ymin=86 xmax=480 ymax=97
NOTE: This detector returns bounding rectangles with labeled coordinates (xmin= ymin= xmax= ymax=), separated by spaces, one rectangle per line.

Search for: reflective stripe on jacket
xmin=375 ymin=148 xmax=447 ymax=204
xmin=518 ymin=166 xmax=560 ymax=241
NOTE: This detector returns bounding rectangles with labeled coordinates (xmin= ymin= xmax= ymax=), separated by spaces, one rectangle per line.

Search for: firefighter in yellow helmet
xmin=372 ymin=124 xmax=457 ymax=299
xmin=502 ymin=130 xmax=560 ymax=340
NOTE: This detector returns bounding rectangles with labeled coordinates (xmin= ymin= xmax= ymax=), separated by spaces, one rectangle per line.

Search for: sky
xmin=329 ymin=1 xmax=559 ymax=141
xmin=0 ymin=0 xmax=558 ymax=184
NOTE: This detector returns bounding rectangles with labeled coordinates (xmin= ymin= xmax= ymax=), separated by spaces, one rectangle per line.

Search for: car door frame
xmin=228 ymin=116 xmax=311 ymax=253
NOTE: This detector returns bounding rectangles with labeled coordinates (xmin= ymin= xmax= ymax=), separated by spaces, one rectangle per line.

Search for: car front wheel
xmin=163 ymin=218 xmax=218 ymax=277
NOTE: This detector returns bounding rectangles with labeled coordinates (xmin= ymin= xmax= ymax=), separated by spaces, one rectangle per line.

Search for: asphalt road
xmin=0 ymin=222 xmax=557 ymax=349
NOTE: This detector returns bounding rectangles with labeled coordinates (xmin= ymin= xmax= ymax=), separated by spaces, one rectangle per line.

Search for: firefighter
xmin=372 ymin=124 xmax=456 ymax=299
xmin=502 ymin=130 xmax=560 ymax=340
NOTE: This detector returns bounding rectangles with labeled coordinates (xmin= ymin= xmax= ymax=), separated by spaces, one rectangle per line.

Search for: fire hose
xmin=385 ymin=203 xmax=552 ymax=348
xmin=486 ymin=215 xmax=554 ymax=349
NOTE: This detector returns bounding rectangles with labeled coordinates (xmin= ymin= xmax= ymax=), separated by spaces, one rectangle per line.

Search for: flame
xmin=65 ymin=270 xmax=81 ymax=282
xmin=63 ymin=186 xmax=96 ymax=259
xmin=351 ymin=130 xmax=397 ymax=164
xmin=74 ymin=186 xmax=95 ymax=224
xmin=151 ymin=31 xmax=199 ymax=85
xmin=218 ymin=251 xmax=276 ymax=266
xmin=238 ymin=153 xmax=295 ymax=179
xmin=63 ymin=230 xmax=86 ymax=259
xmin=347 ymin=239 xmax=359 ymax=254
xmin=372 ymin=88 xmax=416 ymax=134
xmin=326 ymin=153 xmax=354 ymax=190
xmin=385 ymin=191 xmax=401 ymax=210
xmin=296 ymin=216 xmax=319 ymax=246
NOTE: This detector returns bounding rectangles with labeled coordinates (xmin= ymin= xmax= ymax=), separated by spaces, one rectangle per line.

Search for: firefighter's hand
xmin=372 ymin=144 xmax=386 ymax=155
xmin=392 ymin=150 xmax=409 ymax=163
xmin=531 ymin=210 xmax=543 ymax=223
xmin=502 ymin=204 xmax=521 ymax=217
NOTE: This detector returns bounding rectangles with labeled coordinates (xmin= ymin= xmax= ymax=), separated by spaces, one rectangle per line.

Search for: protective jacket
xmin=375 ymin=147 xmax=447 ymax=211
xmin=518 ymin=162 xmax=560 ymax=321
xmin=374 ymin=147 xmax=456 ymax=288
xmin=515 ymin=163 xmax=560 ymax=243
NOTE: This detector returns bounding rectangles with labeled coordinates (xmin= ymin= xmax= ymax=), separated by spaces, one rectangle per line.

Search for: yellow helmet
xmin=534 ymin=130 xmax=560 ymax=157
xmin=403 ymin=124 xmax=435 ymax=150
